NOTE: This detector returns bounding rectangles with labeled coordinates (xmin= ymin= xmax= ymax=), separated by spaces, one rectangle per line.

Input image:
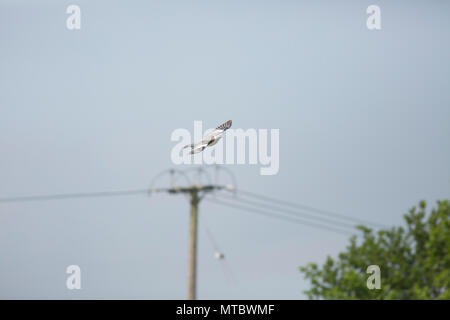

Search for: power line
xmin=220 ymin=192 xmax=357 ymax=230
xmin=0 ymin=186 xmax=386 ymax=229
xmin=234 ymin=189 xmax=387 ymax=229
xmin=0 ymin=186 xmax=376 ymax=235
xmin=204 ymin=197 xmax=354 ymax=236
xmin=0 ymin=185 xmax=386 ymax=232
xmin=0 ymin=189 xmax=149 ymax=203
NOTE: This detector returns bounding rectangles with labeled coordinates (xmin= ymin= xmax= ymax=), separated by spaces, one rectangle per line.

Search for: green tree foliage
xmin=299 ymin=200 xmax=450 ymax=299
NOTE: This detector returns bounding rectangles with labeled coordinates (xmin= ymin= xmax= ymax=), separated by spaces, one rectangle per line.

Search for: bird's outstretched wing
xmin=217 ymin=120 xmax=232 ymax=131
xmin=189 ymin=144 xmax=207 ymax=154
xmin=183 ymin=120 xmax=232 ymax=154
xmin=203 ymin=120 xmax=232 ymax=141
xmin=184 ymin=140 xmax=209 ymax=154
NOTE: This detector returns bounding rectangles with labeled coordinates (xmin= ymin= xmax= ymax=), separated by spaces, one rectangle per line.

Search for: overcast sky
xmin=1 ymin=0 xmax=449 ymax=299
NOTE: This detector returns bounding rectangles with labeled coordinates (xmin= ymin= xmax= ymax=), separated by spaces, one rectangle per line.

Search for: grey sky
xmin=0 ymin=0 xmax=449 ymax=299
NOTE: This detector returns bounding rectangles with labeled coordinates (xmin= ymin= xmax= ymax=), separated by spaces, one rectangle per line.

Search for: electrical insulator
xmin=214 ymin=252 xmax=225 ymax=260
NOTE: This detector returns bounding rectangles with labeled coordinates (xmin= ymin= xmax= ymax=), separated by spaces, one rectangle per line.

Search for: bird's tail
xmin=183 ymin=143 xmax=195 ymax=150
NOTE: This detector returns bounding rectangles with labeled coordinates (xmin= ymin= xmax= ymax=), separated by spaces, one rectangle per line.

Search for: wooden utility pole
xmin=152 ymin=184 xmax=227 ymax=300
xmin=187 ymin=189 xmax=199 ymax=300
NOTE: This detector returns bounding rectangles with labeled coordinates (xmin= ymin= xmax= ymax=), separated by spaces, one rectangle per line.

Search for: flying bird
xmin=184 ymin=120 xmax=232 ymax=155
